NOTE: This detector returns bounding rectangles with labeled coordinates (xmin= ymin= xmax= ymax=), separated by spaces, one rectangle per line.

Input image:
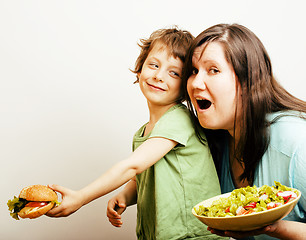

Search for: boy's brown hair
xmin=131 ymin=27 xmax=194 ymax=101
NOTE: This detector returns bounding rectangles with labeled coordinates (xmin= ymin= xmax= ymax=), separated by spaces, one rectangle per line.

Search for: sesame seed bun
xmin=19 ymin=185 xmax=57 ymax=202
xmin=17 ymin=185 xmax=58 ymax=219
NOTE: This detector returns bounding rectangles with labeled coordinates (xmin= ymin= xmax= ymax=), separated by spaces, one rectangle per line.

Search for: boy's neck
xmin=144 ymin=102 xmax=178 ymax=136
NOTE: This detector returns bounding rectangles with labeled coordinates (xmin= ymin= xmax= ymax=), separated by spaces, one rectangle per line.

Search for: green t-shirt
xmin=134 ymin=104 xmax=223 ymax=240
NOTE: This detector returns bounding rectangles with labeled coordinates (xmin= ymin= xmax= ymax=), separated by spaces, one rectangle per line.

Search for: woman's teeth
xmin=196 ymin=99 xmax=212 ymax=110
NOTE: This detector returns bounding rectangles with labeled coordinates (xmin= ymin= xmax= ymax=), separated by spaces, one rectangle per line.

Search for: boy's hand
xmin=46 ymin=184 xmax=84 ymax=217
xmin=106 ymin=195 xmax=127 ymax=227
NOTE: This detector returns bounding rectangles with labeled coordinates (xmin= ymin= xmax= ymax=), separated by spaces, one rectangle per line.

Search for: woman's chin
xmin=199 ymin=119 xmax=215 ymax=130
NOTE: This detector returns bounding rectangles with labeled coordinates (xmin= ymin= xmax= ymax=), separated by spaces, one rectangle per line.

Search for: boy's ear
xmin=134 ymin=72 xmax=140 ymax=83
xmin=133 ymin=72 xmax=140 ymax=84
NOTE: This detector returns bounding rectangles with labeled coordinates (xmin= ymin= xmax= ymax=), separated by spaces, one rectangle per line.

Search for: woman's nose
xmin=189 ymin=73 xmax=206 ymax=90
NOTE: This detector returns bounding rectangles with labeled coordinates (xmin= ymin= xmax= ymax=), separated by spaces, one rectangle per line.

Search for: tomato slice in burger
xmin=25 ymin=201 xmax=49 ymax=208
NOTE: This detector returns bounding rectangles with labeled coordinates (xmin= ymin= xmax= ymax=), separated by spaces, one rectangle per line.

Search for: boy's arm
xmin=119 ymin=177 xmax=137 ymax=207
xmin=110 ymin=177 xmax=137 ymax=215
xmin=47 ymin=137 xmax=176 ymax=217
xmin=107 ymin=178 xmax=137 ymax=227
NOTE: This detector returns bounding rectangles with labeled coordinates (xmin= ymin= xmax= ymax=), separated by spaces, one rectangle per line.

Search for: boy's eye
xmin=150 ymin=63 xmax=159 ymax=68
xmin=170 ymin=71 xmax=180 ymax=78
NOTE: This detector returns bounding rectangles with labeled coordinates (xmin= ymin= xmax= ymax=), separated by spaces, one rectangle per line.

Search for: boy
xmin=48 ymin=27 xmax=222 ymax=239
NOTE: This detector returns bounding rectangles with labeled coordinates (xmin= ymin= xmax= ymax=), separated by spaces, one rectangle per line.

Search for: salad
xmin=194 ymin=182 xmax=298 ymax=217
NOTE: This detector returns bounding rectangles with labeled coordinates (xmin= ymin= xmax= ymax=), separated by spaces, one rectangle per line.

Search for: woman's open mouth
xmin=196 ymin=99 xmax=212 ymax=110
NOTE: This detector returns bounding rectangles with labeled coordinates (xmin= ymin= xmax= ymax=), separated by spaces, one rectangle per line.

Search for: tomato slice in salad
xmin=244 ymin=202 xmax=257 ymax=209
xmin=25 ymin=201 xmax=49 ymax=208
xmin=277 ymin=191 xmax=297 ymax=203
xmin=194 ymin=182 xmax=299 ymax=218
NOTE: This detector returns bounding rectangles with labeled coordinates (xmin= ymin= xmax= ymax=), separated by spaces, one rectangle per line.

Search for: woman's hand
xmin=106 ymin=194 xmax=127 ymax=227
xmin=46 ymin=184 xmax=85 ymax=217
xmin=207 ymin=225 xmax=272 ymax=238
xmin=208 ymin=220 xmax=306 ymax=240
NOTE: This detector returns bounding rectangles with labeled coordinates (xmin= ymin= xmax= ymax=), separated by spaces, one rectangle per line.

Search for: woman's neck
xmin=228 ymin=135 xmax=249 ymax=188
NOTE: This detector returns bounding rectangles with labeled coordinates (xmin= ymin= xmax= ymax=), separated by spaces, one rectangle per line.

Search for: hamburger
xmin=7 ymin=184 xmax=59 ymax=220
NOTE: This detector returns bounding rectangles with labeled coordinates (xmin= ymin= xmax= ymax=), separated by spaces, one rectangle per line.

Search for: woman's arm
xmin=267 ymin=220 xmax=306 ymax=239
xmin=47 ymin=137 xmax=177 ymax=217
xmin=208 ymin=220 xmax=306 ymax=240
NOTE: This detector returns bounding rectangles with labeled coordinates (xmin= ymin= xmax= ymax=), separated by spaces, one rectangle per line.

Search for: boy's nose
xmin=153 ymin=70 xmax=164 ymax=82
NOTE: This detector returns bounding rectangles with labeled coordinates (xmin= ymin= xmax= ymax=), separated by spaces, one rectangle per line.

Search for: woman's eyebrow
xmin=193 ymin=58 xmax=219 ymax=66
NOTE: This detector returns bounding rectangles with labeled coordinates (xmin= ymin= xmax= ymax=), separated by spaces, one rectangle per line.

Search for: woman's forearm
xmin=267 ymin=220 xmax=306 ymax=240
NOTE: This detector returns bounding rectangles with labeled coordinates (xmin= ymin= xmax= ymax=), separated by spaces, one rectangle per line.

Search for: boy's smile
xmin=147 ymin=83 xmax=166 ymax=92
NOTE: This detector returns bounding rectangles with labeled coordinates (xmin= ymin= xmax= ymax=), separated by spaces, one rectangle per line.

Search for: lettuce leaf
xmin=194 ymin=181 xmax=298 ymax=217
xmin=7 ymin=196 xmax=29 ymax=220
xmin=52 ymin=200 xmax=61 ymax=207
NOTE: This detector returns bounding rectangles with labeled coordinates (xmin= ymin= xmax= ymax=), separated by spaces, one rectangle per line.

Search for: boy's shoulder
xmin=157 ymin=104 xmax=193 ymax=128
xmin=162 ymin=103 xmax=191 ymax=119
xmin=152 ymin=104 xmax=194 ymax=136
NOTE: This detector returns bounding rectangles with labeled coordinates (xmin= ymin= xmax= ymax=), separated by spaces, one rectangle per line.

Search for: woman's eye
xmin=209 ymin=68 xmax=219 ymax=74
xmin=192 ymin=68 xmax=198 ymax=75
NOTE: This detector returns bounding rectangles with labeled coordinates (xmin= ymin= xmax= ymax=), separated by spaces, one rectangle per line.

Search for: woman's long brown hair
xmin=183 ymin=23 xmax=306 ymax=184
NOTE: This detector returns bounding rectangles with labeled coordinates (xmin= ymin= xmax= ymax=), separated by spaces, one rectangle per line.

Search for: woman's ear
xmin=234 ymin=75 xmax=242 ymax=96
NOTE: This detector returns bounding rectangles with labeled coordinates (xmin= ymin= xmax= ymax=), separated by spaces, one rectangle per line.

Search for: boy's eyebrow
xmin=146 ymin=55 xmax=183 ymax=69
xmin=146 ymin=55 xmax=159 ymax=60
xmin=170 ymin=65 xmax=183 ymax=71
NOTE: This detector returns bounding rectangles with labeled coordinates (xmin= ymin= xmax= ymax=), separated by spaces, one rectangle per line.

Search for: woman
xmin=183 ymin=23 xmax=306 ymax=239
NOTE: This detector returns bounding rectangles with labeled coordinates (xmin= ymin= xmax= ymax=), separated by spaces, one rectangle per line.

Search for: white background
xmin=1 ymin=0 xmax=305 ymax=239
